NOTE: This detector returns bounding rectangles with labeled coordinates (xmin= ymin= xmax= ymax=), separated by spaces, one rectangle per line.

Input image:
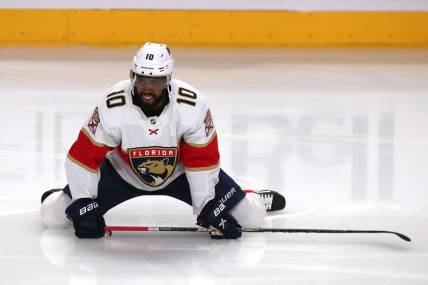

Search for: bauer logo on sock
xmin=128 ymin=147 xmax=178 ymax=187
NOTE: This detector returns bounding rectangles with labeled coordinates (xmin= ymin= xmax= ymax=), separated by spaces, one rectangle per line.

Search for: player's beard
xmin=134 ymin=88 xmax=169 ymax=116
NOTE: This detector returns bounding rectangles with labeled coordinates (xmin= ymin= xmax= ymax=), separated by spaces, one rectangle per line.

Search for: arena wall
xmin=1 ymin=1 xmax=427 ymax=47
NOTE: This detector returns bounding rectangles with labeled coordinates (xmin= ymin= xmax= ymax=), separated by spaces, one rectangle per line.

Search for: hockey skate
xmin=256 ymin=190 xmax=286 ymax=212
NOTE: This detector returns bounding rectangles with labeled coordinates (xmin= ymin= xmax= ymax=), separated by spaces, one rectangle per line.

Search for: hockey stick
xmin=104 ymin=226 xmax=411 ymax=242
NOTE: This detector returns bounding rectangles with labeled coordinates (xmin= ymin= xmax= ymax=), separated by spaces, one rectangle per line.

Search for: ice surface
xmin=1 ymin=47 xmax=427 ymax=284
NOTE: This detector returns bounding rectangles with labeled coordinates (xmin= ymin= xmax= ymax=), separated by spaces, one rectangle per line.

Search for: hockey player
xmin=40 ymin=42 xmax=285 ymax=239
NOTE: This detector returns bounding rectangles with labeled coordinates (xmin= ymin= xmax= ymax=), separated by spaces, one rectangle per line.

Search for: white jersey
xmin=65 ymin=79 xmax=219 ymax=214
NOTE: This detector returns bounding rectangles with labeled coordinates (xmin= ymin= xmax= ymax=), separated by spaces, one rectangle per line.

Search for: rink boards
xmin=0 ymin=9 xmax=428 ymax=47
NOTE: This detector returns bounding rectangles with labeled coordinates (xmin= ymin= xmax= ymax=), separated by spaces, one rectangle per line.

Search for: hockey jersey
xmin=65 ymin=79 xmax=220 ymax=214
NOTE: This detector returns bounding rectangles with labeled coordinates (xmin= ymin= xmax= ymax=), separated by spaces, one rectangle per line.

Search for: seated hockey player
xmin=40 ymin=42 xmax=285 ymax=239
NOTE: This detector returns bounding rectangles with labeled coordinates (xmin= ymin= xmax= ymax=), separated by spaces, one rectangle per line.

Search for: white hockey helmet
xmin=131 ymin=42 xmax=174 ymax=78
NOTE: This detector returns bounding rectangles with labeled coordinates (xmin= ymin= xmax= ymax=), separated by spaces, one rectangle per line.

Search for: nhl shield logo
xmin=128 ymin=147 xmax=178 ymax=187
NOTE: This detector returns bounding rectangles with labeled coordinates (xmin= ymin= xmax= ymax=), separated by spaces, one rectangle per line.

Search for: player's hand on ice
xmin=65 ymin=198 xmax=105 ymax=238
xmin=197 ymin=201 xmax=242 ymax=239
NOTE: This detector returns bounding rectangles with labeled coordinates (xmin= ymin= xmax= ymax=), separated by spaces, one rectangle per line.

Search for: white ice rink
xmin=1 ymin=47 xmax=427 ymax=284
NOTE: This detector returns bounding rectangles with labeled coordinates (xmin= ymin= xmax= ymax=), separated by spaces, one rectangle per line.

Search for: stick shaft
xmin=105 ymin=226 xmax=209 ymax=232
xmin=104 ymin=226 xmax=411 ymax=242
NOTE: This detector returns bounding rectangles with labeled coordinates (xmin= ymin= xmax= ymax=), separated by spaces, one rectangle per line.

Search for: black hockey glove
xmin=65 ymin=198 xmax=105 ymax=239
xmin=197 ymin=188 xmax=246 ymax=239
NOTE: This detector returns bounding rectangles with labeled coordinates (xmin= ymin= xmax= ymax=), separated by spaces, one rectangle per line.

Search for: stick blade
xmin=395 ymin=232 xmax=412 ymax=242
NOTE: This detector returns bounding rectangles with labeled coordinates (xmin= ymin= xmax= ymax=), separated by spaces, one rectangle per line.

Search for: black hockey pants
xmin=63 ymin=159 xmax=244 ymax=215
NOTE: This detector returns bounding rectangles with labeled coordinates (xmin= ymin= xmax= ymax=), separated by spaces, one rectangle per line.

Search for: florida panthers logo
xmin=128 ymin=147 xmax=178 ymax=187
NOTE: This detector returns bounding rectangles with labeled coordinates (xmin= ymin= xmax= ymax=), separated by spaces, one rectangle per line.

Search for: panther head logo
xmin=128 ymin=147 xmax=178 ymax=187
xmin=137 ymin=158 xmax=174 ymax=186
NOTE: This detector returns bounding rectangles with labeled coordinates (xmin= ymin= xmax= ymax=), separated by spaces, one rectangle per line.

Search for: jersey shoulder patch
xmin=87 ymin=106 xmax=101 ymax=135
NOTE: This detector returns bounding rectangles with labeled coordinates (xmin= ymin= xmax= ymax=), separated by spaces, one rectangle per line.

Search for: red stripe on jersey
xmin=68 ymin=130 xmax=114 ymax=171
xmin=179 ymin=134 xmax=220 ymax=169
xmin=244 ymin=190 xmax=256 ymax=193
xmin=117 ymin=147 xmax=131 ymax=166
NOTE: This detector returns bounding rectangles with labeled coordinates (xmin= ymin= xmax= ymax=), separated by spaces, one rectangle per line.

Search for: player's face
xmin=134 ymin=75 xmax=168 ymax=107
